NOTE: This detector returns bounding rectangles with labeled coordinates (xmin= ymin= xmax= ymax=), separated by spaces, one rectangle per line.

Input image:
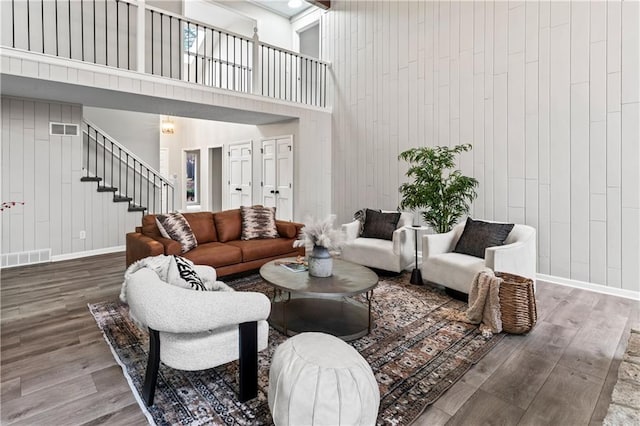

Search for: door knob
xmin=270 ymin=190 xmax=275 ymax=194
xmin=235 ymin=188 xmax=242 ymax=191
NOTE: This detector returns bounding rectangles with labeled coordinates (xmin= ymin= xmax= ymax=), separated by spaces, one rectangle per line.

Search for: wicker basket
xmin=496 ymin=272 xmax=537 ymax=334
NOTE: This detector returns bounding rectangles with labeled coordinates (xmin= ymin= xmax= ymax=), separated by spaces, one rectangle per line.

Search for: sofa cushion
xmin=181 ymin=242 xmax=243 ymax=267
xmin=241 ymin=205 xmax=279 ymax=240
xmin=454 ymin=218 xmax=515 ymax=259
xmin=213 ymin=209 xmax=242 ymax=242
xmin=226 ymin=238 xmax=297 ymax=262
xmin=183 ymin=212 xmax=217 ymax=243
xmin=156 ymin=213 xmax=198 ymax=253
xmin=361 ymin=209 xmax=400 ymax=240
xmin=422 ymin=252 xmax=487 ymax=294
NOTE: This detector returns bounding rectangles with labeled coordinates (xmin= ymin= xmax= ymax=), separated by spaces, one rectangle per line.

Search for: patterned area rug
xmin=89 ymin=273 xmax=503 ymax=425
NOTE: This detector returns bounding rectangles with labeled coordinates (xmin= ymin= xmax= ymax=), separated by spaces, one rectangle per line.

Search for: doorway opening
xmin=209 ymin=147 xmax=223 ymax=212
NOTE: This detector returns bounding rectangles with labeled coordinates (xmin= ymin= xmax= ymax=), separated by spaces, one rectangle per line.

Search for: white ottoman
xmin=268 ymin=332 xmax=380 ymax=426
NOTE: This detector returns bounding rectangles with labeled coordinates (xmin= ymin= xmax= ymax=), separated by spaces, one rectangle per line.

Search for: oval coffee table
xmin=259 ymin=258 xmax=379 ymax=341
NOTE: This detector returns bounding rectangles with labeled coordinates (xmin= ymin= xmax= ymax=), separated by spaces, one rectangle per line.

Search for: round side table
xmin=404 ymin=225 xmax=429 ymax=285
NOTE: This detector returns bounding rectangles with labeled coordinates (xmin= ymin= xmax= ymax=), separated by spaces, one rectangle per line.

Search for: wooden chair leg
xmin=142 ymin=328 xmax=160 ymax=406
xmin=238 ymin=321 xmax=258 ymax=402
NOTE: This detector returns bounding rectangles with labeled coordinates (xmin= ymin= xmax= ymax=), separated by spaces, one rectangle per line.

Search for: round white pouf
xmin=268 ymin=332 xmax=380 ymax=426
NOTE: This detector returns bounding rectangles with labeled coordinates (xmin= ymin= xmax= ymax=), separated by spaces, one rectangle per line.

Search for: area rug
xmin=89 ymin=272 xmax=504 ymax=425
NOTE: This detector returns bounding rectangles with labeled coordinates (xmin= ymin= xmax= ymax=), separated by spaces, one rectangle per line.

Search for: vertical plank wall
xmin=0 ymin=97 xmax=141 ymax=262
xmin=323 ymin=0 xmax=640 ymax=291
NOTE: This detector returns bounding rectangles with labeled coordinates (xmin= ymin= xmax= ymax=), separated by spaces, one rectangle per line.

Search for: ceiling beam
xmin=307 ymin=0 xmax=330 ymax=10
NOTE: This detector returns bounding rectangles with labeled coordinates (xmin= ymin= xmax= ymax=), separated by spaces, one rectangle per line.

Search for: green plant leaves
xmin=398 ymin=144 xmax=478 ymax=233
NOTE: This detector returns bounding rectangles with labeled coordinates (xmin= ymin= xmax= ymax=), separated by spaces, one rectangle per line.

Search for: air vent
xmin=1 ymin=248 xmax=51 ymax=268
xmin=50 ymin=122 xmax=79 ymax=136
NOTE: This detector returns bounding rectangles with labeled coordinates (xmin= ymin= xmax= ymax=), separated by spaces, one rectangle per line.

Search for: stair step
xmin=128 ymin=205 xmax=147 ymax=212
xmin=113 ymin=196 xmax=133 ymax=203
xmin=80 ymin=176 xmax=102 ymax=182
xmin=97 ymin=186 xmax=118 ymax=193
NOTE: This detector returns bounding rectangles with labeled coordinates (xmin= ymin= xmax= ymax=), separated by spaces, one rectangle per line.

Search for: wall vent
xmin=50 ymin=122 xmax=79 ymax=136
xmin=1 ymin=248 xmax=51 ymax=269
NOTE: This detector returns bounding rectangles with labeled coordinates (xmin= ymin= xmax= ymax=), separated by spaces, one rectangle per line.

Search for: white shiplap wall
xmin=0 ymin=97 xmax=141 ymax=260
xmin=323 ymin=0 xmax=640 ymax=291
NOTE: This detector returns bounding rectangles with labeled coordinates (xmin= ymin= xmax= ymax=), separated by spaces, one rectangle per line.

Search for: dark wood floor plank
xmin=1 ymin=252 xmax=635 ymax=426
xmin=557 ymin=310 xmax=628 ymax=379
xmin=480 ymin=350 xmax=557 ymax=410
xmin=446 ymin=389 xmax=525 ymax=426
xmin=1 ymin=374 xmax=97 ymax=424
xmin=517 ymin=364 xmax=604 ymax=425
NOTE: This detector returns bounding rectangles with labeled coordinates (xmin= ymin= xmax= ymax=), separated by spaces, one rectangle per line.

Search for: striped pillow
xmin=155 ymin=213 xmax=198 ymax=253
xmin=241 ymin=205 xmax=279 ymax=240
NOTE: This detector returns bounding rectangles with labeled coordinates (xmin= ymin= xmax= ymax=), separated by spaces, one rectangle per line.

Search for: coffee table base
xmin=269 ymin=296 xmax=371 ymax=342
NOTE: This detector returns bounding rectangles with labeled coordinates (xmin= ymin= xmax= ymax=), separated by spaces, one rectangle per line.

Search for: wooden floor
xmin=1 ymin=252 xmax=637 ymax=425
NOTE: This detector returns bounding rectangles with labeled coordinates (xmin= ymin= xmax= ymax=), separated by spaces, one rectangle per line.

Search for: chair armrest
xmin=126 ymin=232 xmax=165 ymax=266
xmin=421 ymin=229 xmax=458 ymax=258
xmin=485 ymin=235 xmax=537 ymax=280
xmin=126 ymin=269 xmax=271 ymax=333
xmin=342 ymin=220 xmax=360 ymax=241
xmin=193 ymin=264 xmax=217 ymax=282
xmin=392 ymin=227 xmax=412 ymax=256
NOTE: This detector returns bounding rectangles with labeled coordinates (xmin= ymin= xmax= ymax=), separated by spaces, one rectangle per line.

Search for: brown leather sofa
xmin=126 ymin=209 xmax=304 ymax=277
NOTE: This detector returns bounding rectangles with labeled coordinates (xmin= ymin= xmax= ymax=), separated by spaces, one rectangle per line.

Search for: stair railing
xmin=81 ymin=119 xmax=174 ymax=215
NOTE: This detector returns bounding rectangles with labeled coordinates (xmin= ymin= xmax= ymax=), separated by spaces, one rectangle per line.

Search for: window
xmin=185 ymin=150 xmax=200 ymax=205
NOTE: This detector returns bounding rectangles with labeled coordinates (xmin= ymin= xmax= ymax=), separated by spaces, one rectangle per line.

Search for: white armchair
xmin=340 ymin=211 xmax=414 ymax=273
xmin=125 ymin=266 xmax=271 ymax=406
xmin=420 ymin=222 xmax=536 ymax=294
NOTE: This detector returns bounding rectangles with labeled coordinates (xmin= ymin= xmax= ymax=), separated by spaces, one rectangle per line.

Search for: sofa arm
xmin=275 ymin=220 xmax=297 ymax=239
xmin=342 ymin=220 xmax=360 ymax=242
xmin=127 ymin=269 xmax=271 ymax=333
xmin=155 ymin=236 xmax=182 ymax=256
xmin=421 ymin=229 xmax=458 ymax=259
xmin=485 ymin=236 xmax=537 ymax=280
xmin=392 ymin=227 xmax=413 ymax=256
xmin=126 ymin=232 xmax=165 ymax=266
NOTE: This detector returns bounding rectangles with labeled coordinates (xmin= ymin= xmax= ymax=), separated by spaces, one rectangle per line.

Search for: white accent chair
xmin=341 ymin=211 xmax=414 ymax=273
xmin=420 ymin=222 xmax=536 ymax=294
xmin=125 ymin=265 xmax=271 ymax=406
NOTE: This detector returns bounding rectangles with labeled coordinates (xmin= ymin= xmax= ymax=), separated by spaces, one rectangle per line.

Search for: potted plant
xmin=398 ymin=144 xmax=478 ymax=233
xmin=293 ymin=215 xmax=344 ymax=277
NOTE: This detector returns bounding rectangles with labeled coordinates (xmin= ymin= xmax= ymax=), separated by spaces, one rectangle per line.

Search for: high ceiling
xmin=247 ymin=0 xmax=314 ymax=19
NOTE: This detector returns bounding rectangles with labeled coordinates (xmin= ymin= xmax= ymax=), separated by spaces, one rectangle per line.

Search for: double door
xmin=227 ymin=136 xmax=293 ymax=221
xmin=261 ymin=137 xmax=293 ymax=221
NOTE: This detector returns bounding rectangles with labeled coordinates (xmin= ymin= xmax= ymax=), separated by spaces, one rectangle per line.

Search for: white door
xmin=261 ymin=136 xmax=293 ymax=221
xmin=262 ymin=139 xmax=277 ymax=209
xmin=228 ymin=142 xmax=252 ymax=209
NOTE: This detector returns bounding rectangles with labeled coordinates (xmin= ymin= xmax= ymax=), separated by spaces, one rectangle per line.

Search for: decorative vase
xmin=308 ymin=245 xmax=333 ymax=277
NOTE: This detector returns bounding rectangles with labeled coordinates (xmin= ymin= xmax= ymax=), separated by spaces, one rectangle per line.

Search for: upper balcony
xmin=0 ymin=0 xmax=330 ymax=108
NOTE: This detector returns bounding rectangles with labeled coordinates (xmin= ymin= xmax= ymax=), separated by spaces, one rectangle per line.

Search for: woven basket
xmin=496 ymin=272 xmax=537 ymax=334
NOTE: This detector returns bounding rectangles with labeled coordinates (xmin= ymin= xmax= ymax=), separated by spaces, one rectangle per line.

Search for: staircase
xmin=81 ymin=120 xmax=175 ymax=216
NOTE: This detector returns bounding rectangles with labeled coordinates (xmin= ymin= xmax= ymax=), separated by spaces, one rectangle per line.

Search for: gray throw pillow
xmin=155 ymin=213 xmax=198 ymax=253
xmin=453 ymin=218 xmax=515 ymax=259
xmin=354 ymin=208 xmax=381 ymax=236
xmin=361 ymin=209 xmax=401 ymax=240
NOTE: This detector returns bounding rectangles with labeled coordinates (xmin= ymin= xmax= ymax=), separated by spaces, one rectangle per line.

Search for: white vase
xmin=308 ymin=245 xmax=333 ymax=277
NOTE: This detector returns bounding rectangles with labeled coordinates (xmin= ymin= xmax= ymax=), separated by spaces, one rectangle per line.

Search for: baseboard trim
xmin=51 ymin=246 xmax=125 ymax=262
xmin=537 ymin=273 xmax=640 ymax=301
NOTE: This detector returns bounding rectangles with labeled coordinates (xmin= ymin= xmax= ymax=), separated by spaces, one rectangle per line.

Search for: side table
xmin=405 ymin=225 xmax=429 ymax=285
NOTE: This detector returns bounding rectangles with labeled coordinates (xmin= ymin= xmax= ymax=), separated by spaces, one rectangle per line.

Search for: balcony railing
xmin=1 ymin=0 xmax=329 ymax=107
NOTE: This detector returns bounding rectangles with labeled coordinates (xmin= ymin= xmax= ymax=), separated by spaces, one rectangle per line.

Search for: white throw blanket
xmin=119 ymin=255 xmax=228 ymax=303
xmin=446 ymin=269 xmax=503 ymax=338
